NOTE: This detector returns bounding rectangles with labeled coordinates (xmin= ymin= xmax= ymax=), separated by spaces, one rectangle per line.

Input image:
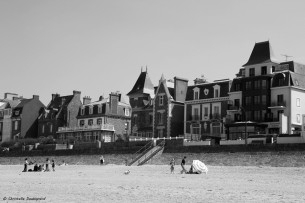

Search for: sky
xmin=1 ymin=0 xmax=305 ymax=105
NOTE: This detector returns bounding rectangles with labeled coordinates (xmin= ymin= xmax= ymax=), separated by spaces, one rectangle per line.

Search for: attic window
xmin=15 ymin=111 xmax=19 ymax=116
xmin=295 ymin=80 xmax=299 ymax=86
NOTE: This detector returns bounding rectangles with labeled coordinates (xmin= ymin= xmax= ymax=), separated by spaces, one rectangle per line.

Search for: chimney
xmin=73 ymin=90 xmax=81 ymax=100
xmin=33 ymin=95 xmax=39 ymax=100
xmin=61 ymin=97 xmax=66 ymax=105
xmin=174 ymin=77 xmax=188 ymax=102
xmin=83 ymin=96 xmax=91 ymax=105
xmin=4 ymin=93 xmax=18 ymax=100
xmin=109 ymin=92 xmax=119 ymax=115
xmin=52 ymin=93 xmax=60 ymax=101
xmin=99 ymin=95 xmax=104 ymax=101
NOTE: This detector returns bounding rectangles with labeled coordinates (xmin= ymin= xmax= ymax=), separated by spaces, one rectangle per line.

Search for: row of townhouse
xmin=0 ymin=91 xmax=131 ymax=143
xmin=128 ymin=41 xmax=305 ymax=143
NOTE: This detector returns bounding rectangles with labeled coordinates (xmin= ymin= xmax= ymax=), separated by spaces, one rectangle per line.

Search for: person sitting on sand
xmin=22 ymin=158 xmax=28 ymax=172
xmin=181 ymin=156 xmax=187 ymax=174
xmin=100 ymin=155 xmax=105 ymax=165
xmin=33 ymin=164 xmax=38 ymax=172
xmin=60 ymin=160 xmax=68 ymax=166
xmin=170 ymin=158 xmax=175 ymax=174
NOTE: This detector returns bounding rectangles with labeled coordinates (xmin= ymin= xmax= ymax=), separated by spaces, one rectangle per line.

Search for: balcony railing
xmin=57 ymin=124 xmax=115 ymax=132
xmin=270 ymin=101 xmax=286 ymax=107
xmin=211 ymin=113 xmax=221 ymax=120
xmin=227 ymin=105 xmax=240 ymax=111
xmin=191 ymin=115 xmax=200 ymax=121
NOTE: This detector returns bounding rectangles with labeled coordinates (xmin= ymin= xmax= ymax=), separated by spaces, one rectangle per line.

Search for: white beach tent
xmin=192 ymin=160 xmax=208 ymax=174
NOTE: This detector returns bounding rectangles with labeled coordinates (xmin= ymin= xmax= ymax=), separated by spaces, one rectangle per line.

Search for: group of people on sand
xmin=22 ymin=158 xmax=56 ymax=172
xmin=169 ymin=156 xmax=199 ymax=174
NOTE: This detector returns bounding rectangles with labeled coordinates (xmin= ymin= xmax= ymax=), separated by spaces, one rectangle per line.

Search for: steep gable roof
xmin=127 ymin=71 xmax=154 ymax=96
xmin=243 ymin=41 xmax=280 ymax=67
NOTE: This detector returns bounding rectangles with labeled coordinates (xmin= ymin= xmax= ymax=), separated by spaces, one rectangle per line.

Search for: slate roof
xmin=290 ymin=72 xmax=305 ymax=89
xmin=243 ymin=41 xmax=280 ymax=66
xmin=48 ymin=95 xmax=73 ymax=109
xmin=127 ymin=71 xmax=154 ymax=96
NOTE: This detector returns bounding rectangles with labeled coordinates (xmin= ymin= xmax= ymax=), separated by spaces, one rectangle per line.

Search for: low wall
xmin=220 ymin=140 xmax=245 ymax=145
xmin=183 ymin=140 xmax=213 ymax=146
xmin=277 ymin=137 xmax=305 ymax=144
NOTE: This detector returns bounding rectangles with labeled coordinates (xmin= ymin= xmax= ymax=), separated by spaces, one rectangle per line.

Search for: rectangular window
xmin=254 ymin=81 xmax=260 ymax=89
xmin=81 ymin=108 xmax=85 ymax=115
xmin=80 ymin=120 xmax=85 ymax=126
xmin=261 ymin=66 xmax=267 ymax=75
xmin=149 ymin=114 xmax=153 ymax=125
xmin=125 ymin=108 xmax=130 ymax=116
xmin=277 ymin=95 xmax=284 ymax=105
xmin=98 ymin=106 xmax=102 ymax=113
xmin=97 ymin=118 xmax=102 ymax=125
xmin=249 ymin=68 xmax=255 ymax=76
xmin=245 ymin=111 xmax=252 ymax=120
xmin=158 ymin=129 xmax=164 ymax=137
xmin=159 ymin=95 xmax=164 ymax=106
xmin=245 ymin=96 xmax=252 ymax=106
xmin=14 ymin=121 xmax=18 ymax=130
xmin=245 ymin=81 xmax=252 ymax=90
xmin=262 ymin=95 xmax=266 ymax=105
xmin=42 ymin=124 xmax=45 ymax=133
xmin=279 ymin=78 xmax=285 ymax=86
xmin=50 ymin=124 xmax=53 ymax=133
xmin=234 ymin=99 xmax=240 ymax=107
xmin=272 ymin=66 xmax=275 ymax=72
xmin=254 ymin=96 xmax=260 ymax=105
xmin=234 ymin=83 xmax=240 ymax=91
xmin=297 ymin=98 xmax=300 ymax=107
xmin=254 ymin=111 xmax=260 ymax=121
xmin=214 ymin=89 xmax=219 ymax=98
xmin=194 ymin=91 xmax=199 ymax=100
xmin=262 ymin=80 xmax=267 ymax=89
xmin=193 ymin=108 xmax=199 ymax=120
xmin=204 ymin=107 xmax=209 ymax=117
xmin=158 ymin=113 xmax=163 ymax=124
xmin=297 ymin=114 xmax=301 ymax=123
xmin=89 ymin=107 xmax=93 ymax=114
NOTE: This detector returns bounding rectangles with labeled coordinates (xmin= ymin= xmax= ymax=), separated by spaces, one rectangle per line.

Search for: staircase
xmin=129 ymin=140 xmax=165 ymax=166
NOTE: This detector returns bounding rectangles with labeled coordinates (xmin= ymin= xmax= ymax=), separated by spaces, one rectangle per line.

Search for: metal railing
xmin=137 ymin=140 xmax=166 ymax=166
xmin=57 ymin=124 xmax=115 ymax=132
xmin=128 ymin=141 xmax=154 ymax=166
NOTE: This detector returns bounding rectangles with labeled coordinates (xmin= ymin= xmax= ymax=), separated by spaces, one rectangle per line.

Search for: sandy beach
xmin=1 ymin=164 xmax=305 ymax=203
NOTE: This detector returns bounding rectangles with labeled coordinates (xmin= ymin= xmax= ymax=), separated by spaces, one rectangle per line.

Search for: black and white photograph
xmin=1 ymin=0 xmax=305 ymax=202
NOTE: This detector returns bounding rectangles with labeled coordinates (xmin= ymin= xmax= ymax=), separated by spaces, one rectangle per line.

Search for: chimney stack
xmin=83 ymin=96 xmax=91 ymax=105
xmin=33 ymin=95 xmax=39 ymax=100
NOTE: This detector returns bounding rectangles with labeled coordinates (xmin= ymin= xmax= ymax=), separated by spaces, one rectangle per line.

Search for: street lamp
xmin=239 ymin=106 xmax=248 ymax=145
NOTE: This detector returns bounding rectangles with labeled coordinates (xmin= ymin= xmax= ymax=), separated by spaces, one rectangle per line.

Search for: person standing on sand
xmin=170 ymin=158 xmax=175 ymax=174
xmin=22 ymin=158 xmax=28 ymax=172
xmin=52 ymin=160 xmax=55 ymax=171
xmin=181 ymin=156 xmax=187 ymax=174
xmin=45 ymin=158 xmax=50 ymax=172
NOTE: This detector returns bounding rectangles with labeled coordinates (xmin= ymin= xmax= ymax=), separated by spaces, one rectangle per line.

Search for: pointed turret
xmin=243 ymin=41 xmax=279 ymax=67
xmin=127 ymin=70 xmax=154 ymax=97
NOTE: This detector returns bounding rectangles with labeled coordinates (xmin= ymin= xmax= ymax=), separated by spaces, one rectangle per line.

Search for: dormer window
xmin=213 ymin=85 xmax=220 ymax=98
xmin=261 ymin=66 xmax=267 ymax=75
xmin=193 ymin=87 xmax=200 ymax=100
xmin=98 ymin=105 xmax=102 ymax=113
xmin=15 ymin=110 xmax=19 ymax=116
xmin=89 ymin=106 xmax=93 ymax=114
xmin=80 ymin=107 xmax=85 ymax=115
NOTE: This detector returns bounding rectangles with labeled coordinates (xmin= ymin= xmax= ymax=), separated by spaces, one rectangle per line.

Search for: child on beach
xmin=181 ymin=156 xmax=187 ymax=174
xmin=52 ymin=160 xmax=55 ymax=171
xmin=100 ymin=155 xmax=104 ymax=165
xmin=170 ymin=158 xmax=175 ymax=174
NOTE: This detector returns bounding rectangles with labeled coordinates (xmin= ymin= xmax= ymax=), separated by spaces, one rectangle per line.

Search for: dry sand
xmin=1 ymin=164 xmax=305 ymax=203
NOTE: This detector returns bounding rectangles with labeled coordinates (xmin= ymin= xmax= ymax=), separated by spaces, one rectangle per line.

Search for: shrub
xmin=0 ymin=141 xmax=17 ymax=148
xmin=17 ymin=138 xmax=39 ymax=145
